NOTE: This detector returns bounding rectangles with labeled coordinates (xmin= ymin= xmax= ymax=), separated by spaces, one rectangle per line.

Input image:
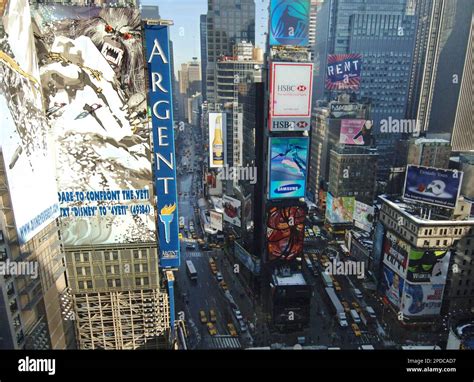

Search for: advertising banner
xmin=269 ymin=62 xmax=313 ymax=132
xmin=0 ymin=0 xmax=60 ymax=244
xmin=353 ymin=201 xmax=375 ymax=232
xmin=382 ymin=231 xmax=409 ymax=277
xmin=266 ymin=205 xmax=306 ymax=261
xmin=146 ymin=23 xmax=180 ymax=268
xmin=401 ymin=282 xmax=445 ymax=317
xmin=339 ymin=119 xmax=373 ymax=146
xmin=326 ymin=54 xmax=362 ymax=90
xmin=209 ymin=112 xmax=226 ymax=168
xmin=330 ymin=103 xmax=364 ymax=119
xmin=209 ymin=210 xmax=223 ymax=232
xmin=33 ymin=6 xmax=156 ymax=246
xmin=235 ymin=241 xmax=261 ymax=275
xmin=381 ymin=265 xmax=405 ymax=309
xmin=268 ymin=137 xmax=308 ymax=199
xmin=406 ymin=249 xmax=451 ymax=284
xmin=269 ymin=0 xmax=310 ymax=46
xmin=325 ymin=193 xmax=355 ymax=224
xmin=403 ymin=165 xmax=463 ymax=209
xmin=222 ymin=195 xmax=241 ymax=227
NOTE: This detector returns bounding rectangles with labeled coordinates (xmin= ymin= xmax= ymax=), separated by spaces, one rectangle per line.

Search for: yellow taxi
xmin=227 ymin=323 xmax=238 ymax=337
xmin=199 ymin=310 xmax=207 ymax=324
xmin=351 ymin=323 xmax=362 ymax=337
xmin=207 ymin=322 xmax=217 ymax=336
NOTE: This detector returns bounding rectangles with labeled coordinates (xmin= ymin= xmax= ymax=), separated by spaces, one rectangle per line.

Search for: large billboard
xmin=326 ymin=54 xmax=362 ymax=91
xmin=406 ymin=248 xmax=451 ymax=284
xmin=381 ymin=265 xmax=405 ymax=309
xmin=403 ymin=165 xmax=463 ymax=209
xmin=235 ymin=241 xmax=261 ymax=275
xmin=325 ymin=193 xmax=355 ymax=224
xmin=269 ymin=62 xmax=313 ymax=132
xmin=0 ymin=0 xmax=60 ymax=244
xmin=401 ymin=282 xmax=445 ymax=317
xmin=33 ymin=6 xmax=157 ymax=247
xmin=209 ymin=210 xmax=223 ymax=232
xmin=268 ymin=137 xmax=308 ymax=199
xmin=339 ymin=119 xmax=373 ymax=146
xmin=269 ymin=0 xmax=310 ymax=46
xmin=209 ymin=112 xmax=227 ymax=168
xmin=266 ymin=205 xmax=306 ymax=261
xmin=353 ymin=201 xmax=375 ymax=232
xmin=145 ymin=24 xmax=180 ymax=268
xmin=382 ymin=231 xmax=409 ymax=277
xmin=222 ymin=195 xmax=241 ymax=227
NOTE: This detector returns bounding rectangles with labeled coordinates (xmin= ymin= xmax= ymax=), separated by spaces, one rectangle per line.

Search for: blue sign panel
xmin=145 ymin=25 xmax=180 ymax=268
xmin=268 ymin=137 xmax=308 ymax=199
xmin=270 ymin=0 xmax=310 ymax=46
xmin=403 ymin=165 xmax=463 ymax=209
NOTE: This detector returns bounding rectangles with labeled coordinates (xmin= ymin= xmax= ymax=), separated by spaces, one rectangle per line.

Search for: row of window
xmin=77 ymin=277 xmax=150 ymax=290
xmin=76 ymin=263 xmax=149 ymax=276
xmin=73 ymin=249 xmax=148 ymax=263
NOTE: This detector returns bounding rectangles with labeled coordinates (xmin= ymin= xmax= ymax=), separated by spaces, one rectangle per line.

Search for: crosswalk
xmin=186 ymin=252 xmax=202 ymax=258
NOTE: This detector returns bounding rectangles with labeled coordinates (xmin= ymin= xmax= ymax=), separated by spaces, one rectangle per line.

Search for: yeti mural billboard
xmin=145 ymin=23 xmax=180 ymax=268
xmin=32 ymin=6 xmax=156 ymax=245
xmin=0 ymin=0 xmax=60 ymax=244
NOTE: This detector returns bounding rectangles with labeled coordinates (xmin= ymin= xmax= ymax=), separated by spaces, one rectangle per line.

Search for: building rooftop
xmin=273 ymin=272 xmax=307 ymax=286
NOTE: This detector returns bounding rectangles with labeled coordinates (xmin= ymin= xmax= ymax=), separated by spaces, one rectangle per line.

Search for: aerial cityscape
xmin=0 ymin=0 xmax=473 ymax=363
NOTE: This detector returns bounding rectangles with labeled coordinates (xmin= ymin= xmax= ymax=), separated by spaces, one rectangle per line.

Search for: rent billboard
xmin=146 ymin=23 xmax=180 ymax=268
xmin=222 ymin=195 xmax=241 ymax=228
xmin=326 ymin=54 xmax=362 ymax=90
xmin=269 ymin=0 xmax=310 ymax=46
xmin=268 ymin=137 xmax=308 ymax=199
xmin=403 ymin=165 xmax=463 ymax=209
xmin=266 ymin=204 xmax=306 ymax=261
xmin=0 ymin=0 xmax=60 ymax=244
xmin=32 ymin=6 xmax=157 ymax=247
xmin=209 ymin=112 xmax=227 ymax=168
xmin=269 ymin=62 xmax=313 ymax=132
xmin=325 ymin=193 xmax=355 ymax=224
xmin=339 ymin=119 xmax=373 ymax=146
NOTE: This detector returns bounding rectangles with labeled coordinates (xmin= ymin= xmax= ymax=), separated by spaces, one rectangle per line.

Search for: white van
xmin=353 ymin=288 xmax=363 ymax=299
xmin=350 ymin=309 xmax=361 ymax=324
xmin=365 ymin=306 xmax=376 ymax=319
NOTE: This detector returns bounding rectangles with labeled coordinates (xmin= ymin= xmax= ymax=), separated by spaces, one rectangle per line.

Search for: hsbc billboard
xmin=269 ymin=62 xmax=313 ymax=132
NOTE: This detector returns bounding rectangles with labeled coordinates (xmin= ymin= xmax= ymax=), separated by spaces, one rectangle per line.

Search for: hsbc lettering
xmin=277 ymin=84 xmax=307 ymax=92
xmin=273 ymin=120 xmax=295 ymax=129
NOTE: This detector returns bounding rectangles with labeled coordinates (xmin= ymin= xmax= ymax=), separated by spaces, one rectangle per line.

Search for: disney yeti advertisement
xmin=32 ymin=6 xmax=155 ymax=245
xmin=0 ymin=0 xmax=60 ymax=244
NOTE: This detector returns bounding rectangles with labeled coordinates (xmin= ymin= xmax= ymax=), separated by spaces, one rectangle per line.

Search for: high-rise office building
xmin=406 ymin=138 xmax=452 ymax=169
xmin=308 ymin=0 xmax=324 ymax=60
xmin=205 ymin=0 xmax=255 ymax=102
xmin=313 ymin=0 xmax=417 ymax=179
xmin=328 ymin=146 xmax=379 ymax=205
xmin=376 ymin=195 xmax=474 ymax=320
xmin=178 ymin=60 xmax=202 ymax=121
xmin=406 ymin=0 xmax=473 ymax=152
xmin=200 ymin=14 xmax=208 ymax=101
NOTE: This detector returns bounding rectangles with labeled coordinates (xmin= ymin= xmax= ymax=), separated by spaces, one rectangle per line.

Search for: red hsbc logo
xmin=297 ymin=85 xmax=307 ymax=92
xmin=297 ymin=121 xmax=308 ymax=128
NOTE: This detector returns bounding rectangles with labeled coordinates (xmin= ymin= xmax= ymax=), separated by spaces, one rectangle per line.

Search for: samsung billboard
xmin=403 ymin=165 xmax=463 ymax=209
xmin=269 ymin=62 xmax=313 ymax=132
xmin=145 ymin=23 xmax=180 ymax=268
xmin=268 ymin=137 xmax=308 ymax=199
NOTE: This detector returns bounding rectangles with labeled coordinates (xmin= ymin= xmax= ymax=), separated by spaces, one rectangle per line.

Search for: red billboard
xmin=266 ymin=205 xmax=306 ymax=261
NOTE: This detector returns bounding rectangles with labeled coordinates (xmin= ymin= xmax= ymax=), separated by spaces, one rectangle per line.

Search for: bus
xmin=321 ymin=271 xmax=333 ymax=288
xmin=186 ymin=260 xmax=197 ymax=281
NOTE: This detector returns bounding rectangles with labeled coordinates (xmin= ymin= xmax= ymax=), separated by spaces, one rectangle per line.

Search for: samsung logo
xmin=274 ymin=184 xmax=301 ymax=194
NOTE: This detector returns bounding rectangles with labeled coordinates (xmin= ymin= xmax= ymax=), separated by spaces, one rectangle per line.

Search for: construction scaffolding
xmin=73 ymin=288 xmax=170 ymax=350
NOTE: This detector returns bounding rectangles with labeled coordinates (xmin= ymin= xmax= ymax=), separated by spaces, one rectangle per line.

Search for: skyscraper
xmin=205 ymin=0 xmax=256 ymax=102
xmin=200 ymin=14 xmax=208 ymax=101
xmin=406 ymin=0 xmax=473 ymax=151
xmin=313 ymin=0 xmax=417 ymax=179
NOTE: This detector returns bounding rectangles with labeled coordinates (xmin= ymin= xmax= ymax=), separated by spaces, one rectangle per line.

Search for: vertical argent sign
xmin=145 ymin=24 xmax=180 ymax=268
